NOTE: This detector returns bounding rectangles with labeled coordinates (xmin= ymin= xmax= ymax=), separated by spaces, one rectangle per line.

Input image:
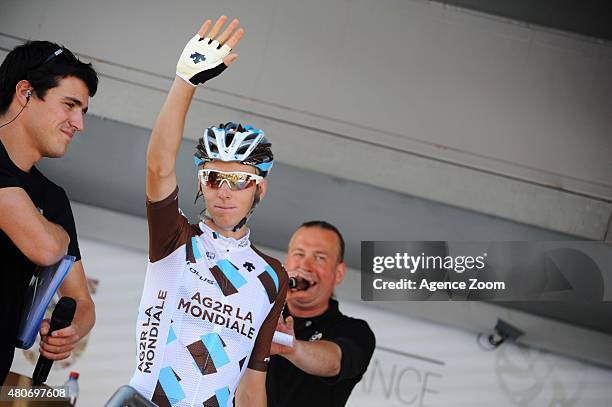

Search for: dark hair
xmin=299 ymin=220 xmax=345 ymax=262
xmin=0 ymin=41 xmax=98 ymax=115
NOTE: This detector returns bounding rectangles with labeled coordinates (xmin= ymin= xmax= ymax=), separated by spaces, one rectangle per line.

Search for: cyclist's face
xmin=202 ymin=161 xmax=266 ymax=231
xmin=284 ymin=227 xmax=346 ymax=313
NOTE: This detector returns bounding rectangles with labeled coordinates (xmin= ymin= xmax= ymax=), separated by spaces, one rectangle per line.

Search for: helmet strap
xmin=231 ymin=187 xmax=261 ymax=232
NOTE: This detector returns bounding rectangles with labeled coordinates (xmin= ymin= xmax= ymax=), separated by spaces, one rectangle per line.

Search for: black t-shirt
xmin=0 ymin=139 xmax=80 ymax=384
xmin=266 ymin=299 xmax=376 ymax=407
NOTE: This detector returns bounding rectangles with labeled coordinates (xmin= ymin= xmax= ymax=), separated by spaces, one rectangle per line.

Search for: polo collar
xmin=289 ymin=298 xmax=342 ymax=330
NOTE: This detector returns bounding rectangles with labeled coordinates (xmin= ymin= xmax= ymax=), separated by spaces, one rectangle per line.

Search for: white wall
xmin=343 ymin=300 xmax=612 ymax=407
xmin=0 ymin=0 xmax=610 ymax=238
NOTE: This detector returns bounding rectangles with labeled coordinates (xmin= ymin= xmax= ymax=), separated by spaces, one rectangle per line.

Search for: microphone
xmin=32 ymin=297 xmax=77 ymax=386
xmin=288 ymin=277 xmax=310 ymax=291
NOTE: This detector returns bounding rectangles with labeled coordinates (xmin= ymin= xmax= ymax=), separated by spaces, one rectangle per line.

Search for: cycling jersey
xmin=130 ymin=187 xmax=287 ymax=407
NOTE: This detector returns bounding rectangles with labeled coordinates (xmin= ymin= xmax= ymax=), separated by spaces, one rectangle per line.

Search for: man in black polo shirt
xmin=266 ymin=221 xmax=376 ymax=406
xmin=0 ymin=41 xmax=98 ymax=384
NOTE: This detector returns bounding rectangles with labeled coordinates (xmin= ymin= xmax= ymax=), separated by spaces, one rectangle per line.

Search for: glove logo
xmin=190 ymin=52 xmax=206 ymax=64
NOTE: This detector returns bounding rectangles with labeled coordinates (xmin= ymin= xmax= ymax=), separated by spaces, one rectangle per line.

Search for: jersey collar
xmin=198 ymin=221 xmax=251 ymax=250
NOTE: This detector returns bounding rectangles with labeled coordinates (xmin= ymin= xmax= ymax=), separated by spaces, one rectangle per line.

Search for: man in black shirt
xmin=266 ymin=221 xmax=376 ymax=406
xmin=0 ymin=41 xmax=98 ymax=384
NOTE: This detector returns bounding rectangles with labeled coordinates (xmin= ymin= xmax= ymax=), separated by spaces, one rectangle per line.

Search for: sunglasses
xmin=30 ymin=48 xmax=65 ymax=71
xmin=42 ymin=48 xmax=64 ymax=64
xmin=198 ymin=169 xmax=263 ymax=191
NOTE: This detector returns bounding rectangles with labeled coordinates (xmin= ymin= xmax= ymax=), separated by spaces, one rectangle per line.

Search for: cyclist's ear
xmin=256 ymin=179 xmax=268 ymax=202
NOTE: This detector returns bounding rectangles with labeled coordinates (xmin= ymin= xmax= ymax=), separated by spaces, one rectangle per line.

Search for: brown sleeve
xmin=146 ymin=186 xmax=194 ymax=262
xmin=248 ymin=256 xmax=288 ymax=371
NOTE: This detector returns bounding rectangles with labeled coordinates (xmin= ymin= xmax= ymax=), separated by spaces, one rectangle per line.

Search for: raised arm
xmin=146 ymin=16 xmax=244 ymax=201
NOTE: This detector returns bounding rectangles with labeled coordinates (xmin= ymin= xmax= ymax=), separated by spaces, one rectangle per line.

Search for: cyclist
xmin=129 ymin=16 xmax=287 ymax=407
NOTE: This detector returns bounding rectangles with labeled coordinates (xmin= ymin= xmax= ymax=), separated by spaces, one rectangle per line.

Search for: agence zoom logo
xmin=372 ymin=253 xmax=487 ymax=274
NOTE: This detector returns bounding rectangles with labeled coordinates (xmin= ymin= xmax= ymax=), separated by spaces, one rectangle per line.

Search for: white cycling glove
xmin=176 ymin=34 xmax=232 ymax=86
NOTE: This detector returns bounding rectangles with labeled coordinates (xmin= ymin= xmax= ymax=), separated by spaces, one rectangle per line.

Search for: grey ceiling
xmin=441 ymin=0 xmax=612 ymax=41
xmin=36 ymin=114 xmax=612 ymax=336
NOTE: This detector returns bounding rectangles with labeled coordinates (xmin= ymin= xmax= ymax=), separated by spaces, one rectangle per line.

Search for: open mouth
xmin=290 ymin=278 xmax=317 ymax=292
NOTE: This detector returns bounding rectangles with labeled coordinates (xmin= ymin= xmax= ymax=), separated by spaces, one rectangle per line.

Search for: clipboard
xmin=15 ymin=255 xmax=76 ymax=349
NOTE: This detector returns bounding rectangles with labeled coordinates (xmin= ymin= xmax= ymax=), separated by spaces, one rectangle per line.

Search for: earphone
xmin=0 ymin=90 xmax=33 ymax=129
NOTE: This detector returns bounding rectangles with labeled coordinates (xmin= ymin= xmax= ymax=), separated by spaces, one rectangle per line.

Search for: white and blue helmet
xmin=194 ymin=122 xmax=274 ymax=176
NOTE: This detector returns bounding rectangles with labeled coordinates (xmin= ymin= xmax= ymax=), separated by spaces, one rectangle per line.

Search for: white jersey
xmin=130 ymin=187 xmax=287 ymax=406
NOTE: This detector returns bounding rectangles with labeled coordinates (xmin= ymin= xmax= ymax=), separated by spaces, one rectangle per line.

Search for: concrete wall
xmin=1 ymin=0 xmax=610 ymax=238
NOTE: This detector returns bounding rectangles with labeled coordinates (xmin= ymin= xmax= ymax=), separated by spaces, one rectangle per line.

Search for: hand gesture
xmin=176 ymin=16 xmax=244 ymax=86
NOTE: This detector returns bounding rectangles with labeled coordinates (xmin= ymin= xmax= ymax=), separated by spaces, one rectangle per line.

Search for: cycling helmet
xmin=194 ymin=122 xmax=273 ymax=176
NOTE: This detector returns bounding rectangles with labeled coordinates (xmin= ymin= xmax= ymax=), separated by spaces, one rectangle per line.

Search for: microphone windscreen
xmin=53 ymin=297 xmax=77 ymax=323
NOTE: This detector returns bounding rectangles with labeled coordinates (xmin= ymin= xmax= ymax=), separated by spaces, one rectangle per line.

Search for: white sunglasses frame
xmin=198 ymin=169 xmax=263 ymax=191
